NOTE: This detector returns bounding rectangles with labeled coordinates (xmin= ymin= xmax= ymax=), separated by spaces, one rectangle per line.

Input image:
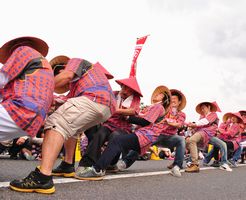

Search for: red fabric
xmin=194 ymin=112 xmax=219 ymax=148
xmin=65 ymin=58 xmax=116 ymax=114
xmin=103 ymin=91 xmax=140 ymax=133
xmin=0 ymin=46 xmax=54 ymax=137
xmin=218 ymin=122 xmax=241 ymax=150
xmin=159 ymin=110 xmax=186 ymax=136
xmin=94 ymin=62 xmax=114 ymax=79
xmin=135 ymin=103 xmax=165 ymax=155
xmin=141 ymin=103 xmax=164 ymax=123
xmin=129 ymin=35 xmax=149 ymax=77
xmin=115 ymin=77 xmax=142 ymax=97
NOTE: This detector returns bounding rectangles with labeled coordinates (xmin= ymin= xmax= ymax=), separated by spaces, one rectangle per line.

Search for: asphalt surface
xmin=1 ymin=157 xmax=246 ymax=200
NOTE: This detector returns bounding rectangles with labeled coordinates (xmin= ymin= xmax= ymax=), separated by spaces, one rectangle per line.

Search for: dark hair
xmin=240 ymin=111 xmax=246 ymax=116
xmin=162 ymin=91 xmax=171 ymax=110
xmin=53 ymin=64 xmax=65 ymax=76
xmin=200 ymin=103 xmax=211 ymax=108
xmin=171 ymin=91 xmax=182 ymax=101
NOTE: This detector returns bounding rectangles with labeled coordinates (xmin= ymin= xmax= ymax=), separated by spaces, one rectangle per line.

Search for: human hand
xmin=16 ymin=137 xmax=26 ymax=145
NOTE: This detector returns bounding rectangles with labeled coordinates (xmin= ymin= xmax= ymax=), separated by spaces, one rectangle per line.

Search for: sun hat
xmin=0 ymin=36 xmax=48 ymax=64
xmin=223 ymin=112 xmax=243 ymax=124
xmin=195 ymin=101 xmax=217 ymax=115
xmin=151 ymin=85 xmax=171 ymax=113
xmin=115 ymin=76 xmax=142 ymax=97
xmin=170 ymin=89 xmax=186 ymax=111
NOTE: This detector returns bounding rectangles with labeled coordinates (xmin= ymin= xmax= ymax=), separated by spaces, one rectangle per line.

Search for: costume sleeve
xmin=128 ymin=116 xmax=151 ymax=126
xmin=196 ymin=112 xmax=218 ymax=128
xmin=227 ymin=124 xmax=241 ymax=139
xmin=65 ymin=58 xmax=92 ymax=79
xmin=0 ymin=46 xmax=41 ymax=83
xmin=129 ymin=95 xmax=141 ymax=114
xmin=141 ymin=103 xmax=164 ymax=123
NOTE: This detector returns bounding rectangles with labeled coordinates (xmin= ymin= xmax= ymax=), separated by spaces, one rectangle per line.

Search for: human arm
xmin=16 ymin=136 xmax=29 ymax=145
xmin=127 ymin=116 xmax=151 ymax=126
xmin=115 ymin=108 xmax=136 ymax=116
xmin=54 ymin=70 xmax=74 ymax=90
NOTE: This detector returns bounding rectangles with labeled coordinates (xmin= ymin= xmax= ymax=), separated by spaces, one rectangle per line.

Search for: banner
xmin=129 ymin=35 xmax=149 ymax=77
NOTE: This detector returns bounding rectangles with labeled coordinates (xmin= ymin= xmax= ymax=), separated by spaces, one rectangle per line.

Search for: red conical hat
xmin=115 ymin=76 xmax=142 ymax=97
xmin=239 ymin=110 xmax=246 ymax=115
xmin=94 ymin=62 xmax=114 ymax=80
xmin=212 ymin=101 xmax=222 ymax=112
xmin=239 ymin=110 xmax=246 ymax=124
xmin=223 ymin=112 xmax=243 ymax=124
xmin=0 ymin=36 xmax=49 ymax=64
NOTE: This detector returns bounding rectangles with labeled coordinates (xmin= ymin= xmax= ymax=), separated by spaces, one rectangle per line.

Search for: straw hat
xmin=151 ymin=85 xmax=171 ymax=113
xmin=94 ymin=62 xmax=114 ymax=80
xmin=170 ymin=89 xmax=186 ymax=111
xmin=223 ymin=112 xmax=244 ymax=124
xmin=115 ymin=77 xmax=142 ymax=97
xmin=50 ymin=55 xmax=70 ymax=69
xmin=0 ymin=36 xmax=49 ymax=64
xmin=195 ymin=101 xmax=217 ymax=115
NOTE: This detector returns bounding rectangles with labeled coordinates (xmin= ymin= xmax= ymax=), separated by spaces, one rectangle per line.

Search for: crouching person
xmin=185 ymin=101 xmax=219 ymax=173
xmin=74 ymin=85 xmax=171 ymax=180
xmin=10 ymin=57 xmax=116 ymax=194
xmin=152 ymin=89 xmax=186 ymax=177
xmin=0 ymin=36 xmax=54 ymax=142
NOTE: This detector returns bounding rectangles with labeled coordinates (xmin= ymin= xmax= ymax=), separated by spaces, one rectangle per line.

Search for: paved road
xmin=1 ymin=158 xmax=246 ymax=200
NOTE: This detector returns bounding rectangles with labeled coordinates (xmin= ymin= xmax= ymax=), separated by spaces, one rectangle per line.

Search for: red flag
xmin=129 ymin=35 xmax=149 ymax=77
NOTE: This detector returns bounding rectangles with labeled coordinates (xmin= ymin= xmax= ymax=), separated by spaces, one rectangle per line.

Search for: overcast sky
xmin=0 ymin=0 xmax=245 ymax=122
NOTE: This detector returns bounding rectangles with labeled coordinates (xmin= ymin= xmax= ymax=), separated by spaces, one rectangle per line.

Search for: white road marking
xmin=1 ymin=164 xmax=245 ymax=188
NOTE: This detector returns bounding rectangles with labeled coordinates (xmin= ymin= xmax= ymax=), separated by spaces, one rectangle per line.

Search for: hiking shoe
xmin=116 ymin=160 xmax=127 ymax=171
xmin=75 ymin=166 xmax=88 ymax=178
xmin=74 ymin=166 xmax=105 ymax=181
xmin=75 ymin=166 xmax=86 ymax=173
xmin=9 ymin=168 xmax=55 ymax=194
xmin=228 ymin=159 xmax=238 ymax=168
xmin=10 ymin=154 xmax=19 ymax=160
xmin=170 ymin=165 xmax=181 ymax=177
xmin=52 ymin=161 xmax=75 ymax=177
xmin=219 ymin=163 xmax=232 ymax=172
xmin=106 ymin=164 xmax=119 ymax=173
xmin=211 ymin=161 xmax=220 ymax=167
xmin=23 ymin=153 xmax=36 ymax=161
xmin=185 ymin=164 xmax=200 ymax=173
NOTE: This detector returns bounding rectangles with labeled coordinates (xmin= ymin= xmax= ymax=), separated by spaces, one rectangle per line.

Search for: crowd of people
xmin=0 ymin=36 xmax=245 ymax=194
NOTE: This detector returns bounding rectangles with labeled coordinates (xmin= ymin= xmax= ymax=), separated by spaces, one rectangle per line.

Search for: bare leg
xmin=63 ymin=137 xmax=77 ymax=164
xmin=40 ymin=130 xmax=65 ymax=175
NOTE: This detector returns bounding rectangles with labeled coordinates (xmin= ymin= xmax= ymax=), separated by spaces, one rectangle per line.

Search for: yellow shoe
xmin=185 ymin=164 xmax=200 ymax=173
xmin=10 ymin=168 xmax=55 ymax=194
